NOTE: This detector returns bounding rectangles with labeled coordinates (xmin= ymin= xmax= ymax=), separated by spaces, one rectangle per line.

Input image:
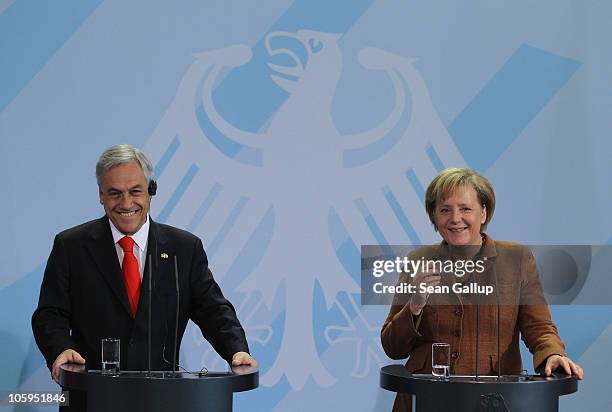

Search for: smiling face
xmin=434 ymin=185 xmax=486 ymax=246
xmin=99 ymin=160 xmax=150 ymax=235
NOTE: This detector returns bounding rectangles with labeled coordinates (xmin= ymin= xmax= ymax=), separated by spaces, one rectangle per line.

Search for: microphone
xmin=475 ymin=295 xmax=479 ymax=381
xmin=172 ymin=255 xmax=180 ymax=376
xmin=147 ymin=254 xmax=152 ymax=376
xmin=493 ymin=259 xmax=501 ymax=380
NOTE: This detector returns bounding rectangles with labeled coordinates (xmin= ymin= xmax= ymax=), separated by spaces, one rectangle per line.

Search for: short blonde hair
xmin=425 ymin=168 xmax=495 ymax=231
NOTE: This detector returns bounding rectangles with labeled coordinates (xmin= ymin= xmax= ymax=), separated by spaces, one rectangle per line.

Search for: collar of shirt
xmin=109 ymin=216 xmax=150 ymax=251
xmin=108 ymin=215 xmax=150 ymax=277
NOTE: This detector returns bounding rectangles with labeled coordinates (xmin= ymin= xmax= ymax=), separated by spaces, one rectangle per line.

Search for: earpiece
xmin=148 ymin=180 xmax=158 ymax=196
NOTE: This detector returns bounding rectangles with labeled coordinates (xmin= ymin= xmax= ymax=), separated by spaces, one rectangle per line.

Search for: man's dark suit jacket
xmin=32 ymin=216 xmax=249 ymax=372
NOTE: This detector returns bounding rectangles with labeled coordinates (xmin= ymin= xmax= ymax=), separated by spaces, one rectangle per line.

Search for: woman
xmin=380 ymin=168 xmax=583 ymax=412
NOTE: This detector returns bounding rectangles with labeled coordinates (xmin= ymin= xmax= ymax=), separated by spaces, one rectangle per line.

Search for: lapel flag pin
xmin=161 ymin=253 xmax=169 ymax=259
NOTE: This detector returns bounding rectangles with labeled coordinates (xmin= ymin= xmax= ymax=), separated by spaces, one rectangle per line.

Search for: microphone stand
xmin=493 ymin=261 xmax=501 ymax=381
xmin=173 ymin=256 xmax=179 ymax=377
xmin=475 ymin=298 xmax=479 ymax=381
xmin=147 ymin=254 xmax=152 ymax=377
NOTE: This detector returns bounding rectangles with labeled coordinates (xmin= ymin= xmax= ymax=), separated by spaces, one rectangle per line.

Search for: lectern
xmin=380 ymin=364 xmax=577 ymax=412
xmin=60 ymin=364 xmax=258 ymax=412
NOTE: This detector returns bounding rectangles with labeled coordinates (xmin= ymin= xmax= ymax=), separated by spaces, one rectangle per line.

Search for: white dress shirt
xmin=108 ymin=215 xmax=150 ymax=279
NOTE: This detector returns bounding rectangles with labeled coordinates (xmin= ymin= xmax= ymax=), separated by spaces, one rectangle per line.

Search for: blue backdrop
xmin=1 ymin=1 xmax=611 ymax=410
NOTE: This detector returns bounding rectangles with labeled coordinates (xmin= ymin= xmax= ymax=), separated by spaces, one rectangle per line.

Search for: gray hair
xmin=95 ymin=144 xmax=155 ymax=187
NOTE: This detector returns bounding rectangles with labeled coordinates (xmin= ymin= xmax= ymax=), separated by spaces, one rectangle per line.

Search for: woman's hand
xmin=408 ymin=271 xmax=441 ymax=315
xmin=544 ymin=355 xmax=583 ymax=379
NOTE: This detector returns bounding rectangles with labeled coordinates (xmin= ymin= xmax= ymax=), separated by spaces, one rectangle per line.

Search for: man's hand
xmin=231 ymin=351 xmax=257 ymax=368
xmin=544 ymin=355 xmax=584 ymax=380
xmin=51 ymin=349 xmax=86 ymax=383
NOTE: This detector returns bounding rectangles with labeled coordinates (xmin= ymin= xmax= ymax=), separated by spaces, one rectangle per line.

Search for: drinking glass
xmin=432 ymin=342 xmax=450 ymax=378
xmin=101 ymin=338 xmax=120 ymax=375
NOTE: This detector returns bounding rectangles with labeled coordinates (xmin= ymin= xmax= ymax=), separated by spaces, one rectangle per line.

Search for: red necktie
xmin=118 ymin=236 xmax=140 ymax=317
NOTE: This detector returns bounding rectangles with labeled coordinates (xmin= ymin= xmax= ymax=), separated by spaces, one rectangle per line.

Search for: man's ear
xmin=99 ymin=190 xmax=104 ymax=205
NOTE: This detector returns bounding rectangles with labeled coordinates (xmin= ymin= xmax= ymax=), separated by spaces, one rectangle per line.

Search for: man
xmin=32 ymin=144 xmax=256 ymax=387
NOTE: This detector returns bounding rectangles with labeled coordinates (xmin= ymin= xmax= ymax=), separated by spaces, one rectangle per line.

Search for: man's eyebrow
xmin=106 ymin=184 xmax=144 ymax=193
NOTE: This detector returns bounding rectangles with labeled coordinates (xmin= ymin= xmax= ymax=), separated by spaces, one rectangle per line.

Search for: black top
xmin=32 ymin=216 xmax=249 ymax=371
xmin=380 ymin=364 xmax=577 ymax=396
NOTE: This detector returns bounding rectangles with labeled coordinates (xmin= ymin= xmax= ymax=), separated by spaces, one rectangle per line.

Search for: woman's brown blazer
xmin=381 ymin=235 xmax=565 ymax=412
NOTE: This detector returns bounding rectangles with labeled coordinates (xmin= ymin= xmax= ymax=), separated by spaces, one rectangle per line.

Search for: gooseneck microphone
xmin=475 ymin=296 xmax=479 ymax=381
xmin=493 ymin=260 xmax=501 ymax=380
xmin=173 ymin=255 xmax=180 ymax=376
xmin=147 ymin=254 xmax=152 ymax=376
